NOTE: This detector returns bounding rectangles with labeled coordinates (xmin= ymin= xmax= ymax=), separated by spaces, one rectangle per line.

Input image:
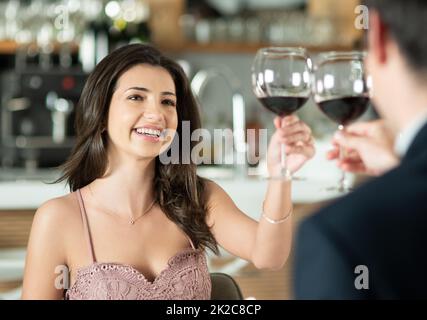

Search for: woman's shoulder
xmin=203 ymin=178 xmax=224 ymax=197
xmin=26 ymin=192 xmax=81 ymax=271
xmin=202 ymin=178 xmax=235 ymax=206
xmin=34 ymin=192 xmax=80 ymax=231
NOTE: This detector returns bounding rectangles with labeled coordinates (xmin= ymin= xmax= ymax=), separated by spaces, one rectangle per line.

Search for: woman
xmin=21 ymin=44 xmax=315 ymax=299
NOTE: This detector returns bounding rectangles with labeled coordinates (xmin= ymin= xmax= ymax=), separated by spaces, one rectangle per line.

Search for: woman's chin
xmin=128 ymin=145 xmax=160 ymax=160
xmin=132 ymin=153 xmax=159 ymax=162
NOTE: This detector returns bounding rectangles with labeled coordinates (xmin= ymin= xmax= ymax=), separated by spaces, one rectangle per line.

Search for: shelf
xmin=1 ymin=40 xmax=358 ymax=56
xmin=0 ymin=41 xmax=79 ymax=55
xmin=162 ymin=41 xmax=358 ymax=55
xmin=0 ymin=41 xmax=17 ymax=55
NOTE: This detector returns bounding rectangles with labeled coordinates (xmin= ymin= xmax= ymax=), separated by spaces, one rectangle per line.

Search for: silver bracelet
xmin=262 ymin=204 xmax=293 ymax=224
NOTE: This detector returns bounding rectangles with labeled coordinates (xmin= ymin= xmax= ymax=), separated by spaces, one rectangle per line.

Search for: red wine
xmin=318 ymin=96 xmax=370 ymax=125
xmin=258 ymin=96 xmax=308 ymax=116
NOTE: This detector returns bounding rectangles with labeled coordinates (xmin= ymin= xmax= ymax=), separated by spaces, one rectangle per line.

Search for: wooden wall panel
xmin=0 ymin=210 xmax=35 ymax=248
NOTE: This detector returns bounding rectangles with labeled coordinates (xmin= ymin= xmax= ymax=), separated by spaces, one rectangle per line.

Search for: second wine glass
xmin=313 ymin=51 xmax=371 ymax=192
xmin=252 ymin=47 xmax=312 ymax=180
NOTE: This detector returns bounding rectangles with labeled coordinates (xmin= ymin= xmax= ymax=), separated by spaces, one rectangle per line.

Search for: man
xmin=294 ymin=0 xmax=427 ymax=299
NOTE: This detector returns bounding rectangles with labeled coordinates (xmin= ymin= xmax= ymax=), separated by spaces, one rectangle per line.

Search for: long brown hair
xmin=57 ymin=44 xmax=218 ymax=254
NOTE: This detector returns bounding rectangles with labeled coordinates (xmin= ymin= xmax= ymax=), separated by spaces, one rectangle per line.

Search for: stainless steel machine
xmin=0 ymin=68 xmax=87 ymax=170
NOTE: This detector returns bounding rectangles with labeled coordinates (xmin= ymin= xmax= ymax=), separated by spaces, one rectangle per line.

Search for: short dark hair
xmin=365 ymin=0 xmax=427 ymax=75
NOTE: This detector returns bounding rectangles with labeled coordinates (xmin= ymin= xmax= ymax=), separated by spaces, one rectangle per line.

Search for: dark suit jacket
xmin=294 ymin=122 xmax=427 ymax=299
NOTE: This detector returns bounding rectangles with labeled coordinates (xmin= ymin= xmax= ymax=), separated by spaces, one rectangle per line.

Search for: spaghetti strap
xmin=186 ymin=234 xmax=196 ymax=251
xmin=76 ymin=189 xmax=97 ymax=263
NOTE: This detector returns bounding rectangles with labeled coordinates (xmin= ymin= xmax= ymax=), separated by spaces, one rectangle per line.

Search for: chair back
xmin=210 ymin=272 xmax=243 ymax=300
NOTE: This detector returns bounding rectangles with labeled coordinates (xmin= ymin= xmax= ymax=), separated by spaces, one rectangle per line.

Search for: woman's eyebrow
xmin=126 ymin=86 xmax=149 ymax=93
xmin=125 ymin=86 xmax=176 ymax=96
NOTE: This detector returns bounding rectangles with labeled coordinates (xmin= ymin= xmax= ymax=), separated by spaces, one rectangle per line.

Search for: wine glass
xmin=313 ymin=51 xmax=371 ymax=192
xmin=251 ymin=47 xmax=312 ymax=180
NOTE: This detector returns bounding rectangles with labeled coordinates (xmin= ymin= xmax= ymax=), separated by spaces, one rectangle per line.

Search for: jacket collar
xmin=403 ymin=122 xmax=427 ymax=162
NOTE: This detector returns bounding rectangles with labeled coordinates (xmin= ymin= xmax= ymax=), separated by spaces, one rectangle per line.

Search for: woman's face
xmin=107 ymin=64 xmax=178 ymax=160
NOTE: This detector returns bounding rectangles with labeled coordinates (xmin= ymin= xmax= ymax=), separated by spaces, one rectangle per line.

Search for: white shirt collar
xmin=394 ymin=113 xmax=427 ymax=157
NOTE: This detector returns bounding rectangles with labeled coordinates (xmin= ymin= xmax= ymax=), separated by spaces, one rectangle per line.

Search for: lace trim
xmin=66 ymin=249 xmax=211 ymax=300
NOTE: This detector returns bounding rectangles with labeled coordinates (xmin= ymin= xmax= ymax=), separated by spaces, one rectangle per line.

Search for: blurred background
xmin=0 ymin=0 xmax=371 ymax=300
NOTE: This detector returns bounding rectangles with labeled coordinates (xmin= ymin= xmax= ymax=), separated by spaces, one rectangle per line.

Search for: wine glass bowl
xmin=313 ymin=51 xmax=371 ymax=192
xmin=252 ymin=47 xmax=312 ymax=179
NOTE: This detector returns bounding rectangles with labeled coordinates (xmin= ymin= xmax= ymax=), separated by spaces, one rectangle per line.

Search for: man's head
xmin=364 ymin=0 xmax=427 ymax=127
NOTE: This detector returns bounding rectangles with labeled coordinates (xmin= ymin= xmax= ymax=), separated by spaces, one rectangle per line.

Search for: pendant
xmin=130 ymin=219 xmax=135 ymax=225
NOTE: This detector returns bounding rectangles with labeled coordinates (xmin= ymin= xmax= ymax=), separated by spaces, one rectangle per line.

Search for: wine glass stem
xmin=338 ymin=125 xmax=346 ymax=192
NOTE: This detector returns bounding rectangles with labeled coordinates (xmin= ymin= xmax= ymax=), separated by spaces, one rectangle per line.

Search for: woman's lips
xmin=135 ymin=127 xmax=161 ymax=137
xmin=132 ymin=127 xmax=162 ymax=142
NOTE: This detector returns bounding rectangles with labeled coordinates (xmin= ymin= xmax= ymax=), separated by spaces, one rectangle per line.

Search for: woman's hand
xmin=326 ymin=120 xmax=399 ymax=176
xmin=267 ymin=115 xmax=315 ymax=176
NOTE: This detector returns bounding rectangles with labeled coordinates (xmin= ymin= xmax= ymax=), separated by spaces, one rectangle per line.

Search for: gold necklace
xmin=88 ymin=185 xmax=156 ymax=225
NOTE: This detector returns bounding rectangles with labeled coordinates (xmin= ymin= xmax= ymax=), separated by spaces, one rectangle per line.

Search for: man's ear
xmin=368 ymin=10 xmax=388 ymax=64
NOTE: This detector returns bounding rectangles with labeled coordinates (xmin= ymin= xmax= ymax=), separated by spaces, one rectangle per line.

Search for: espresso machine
xmin=0 ymin=68 xmax=87 ymax=170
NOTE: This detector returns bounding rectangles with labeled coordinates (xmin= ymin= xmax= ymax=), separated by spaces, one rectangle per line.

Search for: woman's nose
xmin=143 ymin=107 xmax=163 ymax=122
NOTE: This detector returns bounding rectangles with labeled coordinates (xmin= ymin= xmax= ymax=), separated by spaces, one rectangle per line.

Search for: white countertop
xmin=0 ymin=139 xmax=349 ymax=215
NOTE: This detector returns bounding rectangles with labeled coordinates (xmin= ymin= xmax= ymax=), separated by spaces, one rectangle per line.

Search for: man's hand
xmin=327 ymin=120 xmax=399 ymax=176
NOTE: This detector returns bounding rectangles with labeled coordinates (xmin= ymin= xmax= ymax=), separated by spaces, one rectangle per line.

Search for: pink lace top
xmin=65 ymin=189 xmax=211 ymax=300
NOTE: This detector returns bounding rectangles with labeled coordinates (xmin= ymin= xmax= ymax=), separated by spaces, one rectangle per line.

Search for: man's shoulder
xmin=295 ymin=158 xmax=427 ymax=298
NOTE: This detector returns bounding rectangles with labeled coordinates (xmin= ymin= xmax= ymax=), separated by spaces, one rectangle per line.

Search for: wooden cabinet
xmin=1 ymin=0 xmax=363 ymax=56
xmin=0 ymin=210 xmax=35 ymax=248
xmin=0 ymin=40 xmax=17 ymax=54
xmin=146 ymin=0 xmax=186 ymax=50
xmin=308 ymin=0 xmax=363 ymax=47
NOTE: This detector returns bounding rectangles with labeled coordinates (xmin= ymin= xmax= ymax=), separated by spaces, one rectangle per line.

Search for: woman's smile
xmin=132 ymin=127 xmax=163 ymax=142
